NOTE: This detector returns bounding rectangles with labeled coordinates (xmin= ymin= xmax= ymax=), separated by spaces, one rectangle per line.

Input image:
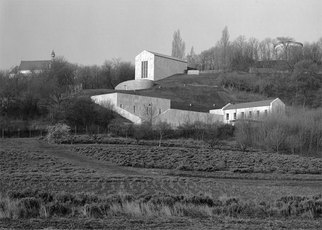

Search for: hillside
xmin=79 ymin=72 xmax=276 ymax=112
xmin=114 ymin=72 xmax=269 ymax=112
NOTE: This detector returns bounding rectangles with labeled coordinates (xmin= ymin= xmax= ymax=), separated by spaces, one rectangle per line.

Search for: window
xmin=257 ymin=111 xmax=260 ymax=117
xmin=141 ymin=61 xmax=148 ymax=78
xmin=249 ymin=111 xmax=252 ymax=118
xmin=233 ymin=113 xmax=236 ymax=120
xmin=226 ymin=113 xmax=229 ymax=120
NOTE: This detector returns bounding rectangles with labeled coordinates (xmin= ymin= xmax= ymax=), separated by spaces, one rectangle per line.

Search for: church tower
xmin=51 ymin=50 xmax=55 ymax=60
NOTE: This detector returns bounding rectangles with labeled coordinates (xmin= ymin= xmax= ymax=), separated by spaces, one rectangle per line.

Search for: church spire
xmin=51 ymin=50 xmax=55 ymax=59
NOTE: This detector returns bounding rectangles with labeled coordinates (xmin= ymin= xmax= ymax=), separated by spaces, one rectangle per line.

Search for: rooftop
xmin=19 ymin=60 xmax=51 ymax=71
xmin=147 ymin=51 xmax=187 ymax=63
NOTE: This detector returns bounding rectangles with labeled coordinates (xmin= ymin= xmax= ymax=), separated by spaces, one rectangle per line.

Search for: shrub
xmin=133 ymin=123 xmax=154 ymax=143
xmin=46 ymin=123 xmax=71 ymax=143
xmin=17 ymin=198 xmax=40 ymax=218
xmin=47 ymin=202 xmax=72 ymax=217
xmin=108 ymin=119 xmax=133 ymax=138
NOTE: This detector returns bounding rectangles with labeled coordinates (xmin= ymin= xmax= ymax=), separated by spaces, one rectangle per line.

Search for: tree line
xmin=171 ymin=27 xmax=322 ymax=72
xmin=0 ymin=57 xmax=133 ymax=129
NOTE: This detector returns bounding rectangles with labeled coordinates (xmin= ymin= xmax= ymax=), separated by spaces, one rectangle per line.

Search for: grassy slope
xmin=81 ymin=72 xmax=269 ymax=112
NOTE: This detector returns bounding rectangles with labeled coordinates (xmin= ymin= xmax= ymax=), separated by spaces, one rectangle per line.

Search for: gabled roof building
xmin=135 ymin=50 xmax=187 ymax=81
xmin=17 ymin=50 xmax=55 ymax=75
xmin=210 ymin=98 xmax=285 ymax=124
xmin=18 ymin=60 xmax=52 ymax=74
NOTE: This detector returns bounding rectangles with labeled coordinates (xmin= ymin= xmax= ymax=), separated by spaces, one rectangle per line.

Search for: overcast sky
xmin=1 ymin=0 xmax=322 ymax=70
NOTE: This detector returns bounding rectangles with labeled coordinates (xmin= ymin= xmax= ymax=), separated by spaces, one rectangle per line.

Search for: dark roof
xmin=223 ymin=99 xmax=277 ymax=110
xmin=19 ymin=60 xmax=51 ymax=71
xmin=147 ymin=51 xmax=187 ymax=63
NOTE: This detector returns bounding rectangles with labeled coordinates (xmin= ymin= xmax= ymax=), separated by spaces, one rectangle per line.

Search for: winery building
xmin=135 ymin=50 xmax=187 ymax=81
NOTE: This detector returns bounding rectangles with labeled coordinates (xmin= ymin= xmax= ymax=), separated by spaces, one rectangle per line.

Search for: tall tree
xmin=171 ymin=29 xmax=186 ymax=59
xmin=187 ymin=46 xmax=198 ymax=68
xmin=219 ymin=26 xmax=230 ymax=69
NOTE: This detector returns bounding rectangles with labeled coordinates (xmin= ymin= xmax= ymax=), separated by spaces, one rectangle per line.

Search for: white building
xmin=209 ymin=98 xmax=285 ymax=124
xmin=91 ymin=92 xmax=223 ymax=127
xmin=135 ymin=50 xmax=187 ymax=81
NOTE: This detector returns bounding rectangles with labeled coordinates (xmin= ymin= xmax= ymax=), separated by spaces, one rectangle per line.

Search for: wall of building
xmin=116 ymin=93 xmax=171 ymax=123
xmin=115 ymin=79 xmax=154 ymax=90
xmin=271 ymin=98 xmax=286 ymax=113
xmin=135 ymin=51 xmax=155 ymax=80
xmin=154 ymin=55 xmax=187 ymax=81
xmin=222 ymin=105 xmax=271 ymax=123
xmin=156 ymin=109 xmax=223 ymax=128
xmin=91 ymin=93 xmax=117 ymax=107
xmin=91 ymin=93 xmax=143 ymax=124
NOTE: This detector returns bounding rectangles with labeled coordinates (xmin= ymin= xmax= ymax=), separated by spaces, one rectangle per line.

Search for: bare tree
xmin=171 ymin=29 xmax=186 ymax=59
xmin=187 ymin=46 xmax=198 ymax=69
xmin=259 ymin=38 xmax=275 ymax=60
xmin=274 ymin=37 xmax=303 ymax=65
xmin=219 ymin=26 xmax=231 ymax=70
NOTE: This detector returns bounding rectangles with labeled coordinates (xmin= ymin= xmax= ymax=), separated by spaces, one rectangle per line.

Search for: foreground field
xmin=1 ymin=138 xmax=322 ymax=229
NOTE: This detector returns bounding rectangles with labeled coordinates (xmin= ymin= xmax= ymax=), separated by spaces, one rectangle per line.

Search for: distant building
xmin=18 ymin=60 xmax=52 ymax=75
xmin=17 ymin=50 xmax=55 ymax=75
xmin=210 ymin=98 xmax=285 ymax=124
xmin=135 ymin=50 xmax=187 ymax=81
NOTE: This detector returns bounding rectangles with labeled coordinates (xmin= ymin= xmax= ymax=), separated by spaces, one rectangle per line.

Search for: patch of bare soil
xmin=0 ymin=217 xmax=321 ymax=229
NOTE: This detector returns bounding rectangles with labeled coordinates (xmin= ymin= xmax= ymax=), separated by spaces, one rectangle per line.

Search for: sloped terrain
xmin=113 ymin=73 xmax=268 ymax=112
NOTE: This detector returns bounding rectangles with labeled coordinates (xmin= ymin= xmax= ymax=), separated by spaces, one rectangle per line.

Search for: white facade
xmin=210 ymin=98 xmax=285 ymax=124
xmin=91 ymin=93 xmax=171 ymax=124
xmin=135 ymin=50 xmax=187 ymax=81
xmin=91 ymin=92 xmax=223 ymax=127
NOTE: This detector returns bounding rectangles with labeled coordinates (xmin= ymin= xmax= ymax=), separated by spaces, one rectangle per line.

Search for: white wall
xmin=156 ymin=109 xmax=223 ymax=128
xmin=135 ymin=50 xmax=187 ymax=81
xmin=154 ymin=55 xmax=187 ymax=81
xmin=271 ymin=98 xmax=285 ymax=113
xmin=91 ymin=93 xmax=117 ymax=107
xmin=223 ymin=105 xmax=271 ymax=123
xmin=135 ymin=51 xmax=155 ymax=80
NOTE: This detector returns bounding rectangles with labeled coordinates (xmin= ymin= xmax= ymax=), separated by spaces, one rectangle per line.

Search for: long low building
xmin=209 ymin=98 xmax=285 ymax=124
xmin=91 ymin=93 xmax=223 ymax=127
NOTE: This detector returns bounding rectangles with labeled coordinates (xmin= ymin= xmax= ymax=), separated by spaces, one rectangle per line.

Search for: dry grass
xmin=1 ymin=191 xmax=322 ymax=220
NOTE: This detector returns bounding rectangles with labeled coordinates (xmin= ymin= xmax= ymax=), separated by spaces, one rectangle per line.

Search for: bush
xmin=234 ymin=108 xmax=322 ymax=155
xmin=46 ymin=123 xmax=71 ymax=143
xmin=108 ymin=119 xmax=133 ymax=138
xmin=17 ymin=198 xmax=41 ymax=218
xmin=133 ymin=123 xmax=155 ymax=143
xmin=61 ymin=97 xmax=115 ymax=129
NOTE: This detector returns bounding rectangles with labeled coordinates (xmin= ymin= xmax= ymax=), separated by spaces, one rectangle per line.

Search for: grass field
xmin=1 ymin=138 xmax=322 ymax=229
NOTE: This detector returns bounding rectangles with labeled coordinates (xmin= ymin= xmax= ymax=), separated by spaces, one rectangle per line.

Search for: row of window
xmin=226 ymin=110 xmax=268 ymax=120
